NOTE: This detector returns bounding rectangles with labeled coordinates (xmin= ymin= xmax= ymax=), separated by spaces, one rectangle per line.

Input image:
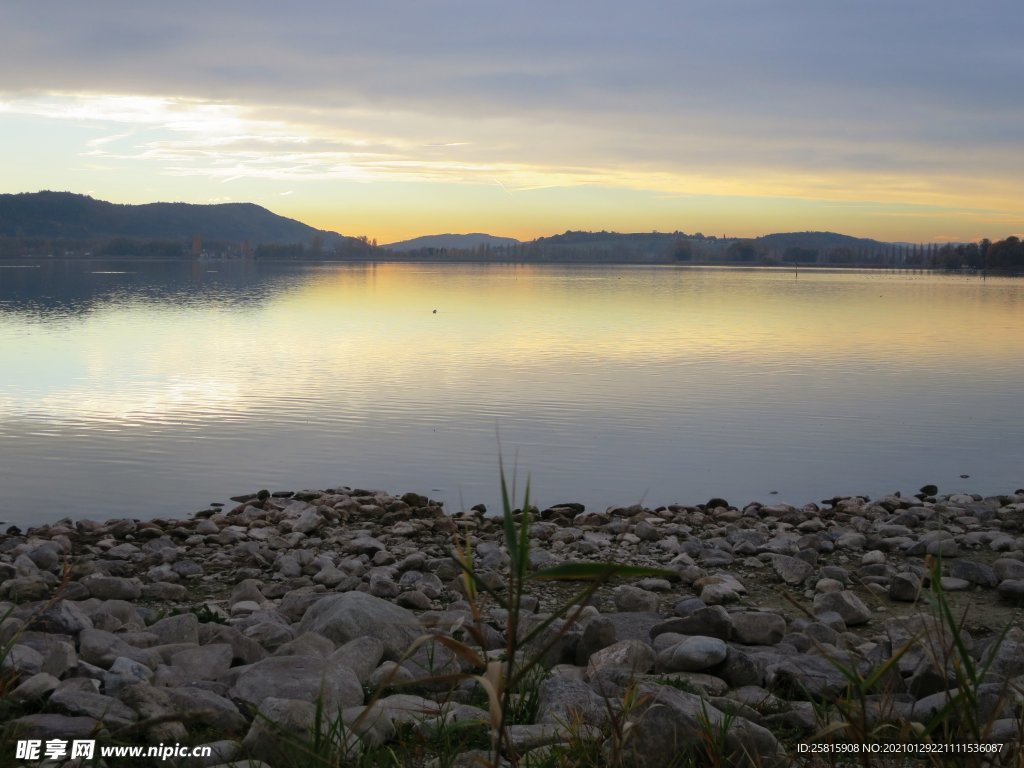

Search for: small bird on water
xmin=432 ymin=309 xmax=437 ymax=314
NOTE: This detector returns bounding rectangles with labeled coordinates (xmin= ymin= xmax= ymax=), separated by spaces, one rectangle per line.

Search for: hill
xmin=754 ymin=231 xmax=887 ymax=252
xmin=382 ymin=233 xmax=520 ymax=252
xmin=0 ymin=191 xmax=354 ymax=246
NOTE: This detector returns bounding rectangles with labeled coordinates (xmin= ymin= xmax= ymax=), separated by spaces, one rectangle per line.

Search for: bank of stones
xmin=2 ymin=487 xmax=1024 ymax=766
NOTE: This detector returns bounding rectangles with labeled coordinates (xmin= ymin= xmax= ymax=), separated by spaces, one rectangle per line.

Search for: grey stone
xmin=242 ymin=698 xmax=318 ymax=764
xmin=103 ymin=656 xmax=154 ymax=695
xmin=297 ymin=591 xmax=422 ymax=660
xmin=50 ymin=686 xmax=137 ymax=729
xmin=994 ymin=558 xmax=1024 ymax=582
xmin=948 ymin=559 xmax=998 ymax=587
xmin=613 ymin=585 xmax=659 ymax=612
xmin=585 ymin=638 xmax=655 ymax=680
xmin=147 ymin=613 xmax=200 ymax=645
xmin=998 ymin=580 xmax=1024 ymax=605
xmin=243 ymin=621 xmax=296 ymax=651
xmin=329 ymin=636 xmax=385 ymax=684
xmin=889 ymin=572 xmax=922 ymax=602
xmin=652 ymin=606 xmax=734 ymax=641
xmin=765 ymin=653 xmax=852 ymax=701
xmin=164 ymin=686 xmax=248 ymax=734
xmin=536 ymin=677 xmax=610 ymax=728
xmin=772 ymin=555 xmax=814 ymax=586
xmin=9 ymin=672 xmax=60 ymax=703
xmin=2 ymin=643 xmax=43 ymax=675
xmin=171 ymin=644 xmax=234 ymax=681
xmin=79 ymin=628 xmax=158 ymax=669
xmin=732 ymin=612 xmax=786 ymax=646
xmin=8 ymin=714 xmax=101 ymax=740
xmin=27 ymin=601 xmax=93 ymax=635
xmin=656 ymin=636 xmax=728 ymax=672
xmin=813 ymin=590 xmax=872 ymax=626
xmin=41 ymin=640 xmax=77 ymax=677
xmin=231 ymin=654 xmax=363 ymax=709
xmin=81 ymin=575 xmax=143 ymax=600
xmin=576 ymin=616 xmax=617 ymax=664
xmin=621 ymin=683 xmax=782 ymax=767
xmin=116 ymin=683 xmax=190 ymax=742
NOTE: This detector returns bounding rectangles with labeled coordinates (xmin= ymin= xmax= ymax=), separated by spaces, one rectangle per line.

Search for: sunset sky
xmin=1 ymin=1 xmax=1021 ymax=244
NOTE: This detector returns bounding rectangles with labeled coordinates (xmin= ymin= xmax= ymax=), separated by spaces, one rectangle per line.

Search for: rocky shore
xmin=3 ymin=486 xmax=1024 ymax=767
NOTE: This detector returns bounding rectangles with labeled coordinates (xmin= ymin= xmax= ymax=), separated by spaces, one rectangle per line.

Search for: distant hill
xmin=382 ymin=233 xmax=520 ymax=252
xmin=754 ymin=231 xmax=887 ymax=252
xmin=0 ymin=191 xmax=355 ymax=246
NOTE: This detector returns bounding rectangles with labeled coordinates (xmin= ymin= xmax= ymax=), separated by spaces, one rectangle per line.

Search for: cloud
xmin=0 ymin=0 xmax=1021 ymax=234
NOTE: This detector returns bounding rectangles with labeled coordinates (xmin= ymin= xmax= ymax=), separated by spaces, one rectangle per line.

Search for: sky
xmin=1 ymin=1 xmax=1022 ymax=244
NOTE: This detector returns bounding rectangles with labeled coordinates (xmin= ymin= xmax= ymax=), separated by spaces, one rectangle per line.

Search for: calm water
xmin=1 ymin=260 xmax=1022 ymax=529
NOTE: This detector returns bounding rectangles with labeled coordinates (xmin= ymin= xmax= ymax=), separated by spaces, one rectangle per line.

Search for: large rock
xmin=8 ymin=714 xmax=101 ymax=740
xmin=79 ymin=628 xmax=158 ymax=669
xmin=536 ymin=677 xmax=610 ymax=728
xmin=231 ymin=654 xmax=363 ymax=709
xmin=81 ymin=575 xmax=143 ymax=601
xmin=620 ymin=683 xmax=783 ymax=767
xmin=813 ymin=590 xmax=872 ymax=626
xmin=242 ymin=698 xmax=319 ymax=765
xmin=585 ymin=639 xmax=655 ymax=680
xmin=772 ymin=555 xmax=814 ymax=586
xmin=613 ymin=585 xmax=659 ymax=613
xmin=732 ymin=612 xmax=786 ymax=646
xmin=297 ymin=592 xmax=422 ymax=659
xmin=656 ymin=636 xmax=728 ymax=672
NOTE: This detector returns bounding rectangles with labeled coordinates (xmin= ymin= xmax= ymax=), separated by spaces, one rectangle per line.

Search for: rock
xmin=297 ymin=592 xmax=421 ymax=660
xmin=2 ymin=643 xmax=44 ymax=675
xmin=79 ymin=628 xmax=158 ymax=669
xmin=621 ymin=683 xmax=783 ymax=767
xmin=613 ymin=585 xmax=659 ymax=612
xmin=330 ymin=636 xmax=385 ymax=684
xmin=998 ymin=580 xmax=1024 ymax=605
xmin=8 ymin=714 xmax=101 ymax=740
xmin=242 ymin=697 xmax=319 ymax=764
xmin=656 ymin=636 xmax=728 ymax=672
xmin=81 ymin=575 xmax=143 ymax=600
xmin=994 ymin=558 xmax=1024 ymax=582
xmin=695 ymin=573 xmax=746 ymax=604
xmin=171 ymin=644 xmax=233 ymax=681
xmin=9 ymin=672 xmax=60 ymax=703
xmin=813 ymin=590 xmax=872 ymax=626
xmin=732 ymin=612 xmax=786 ymax=646
xmin=50 ymin=686 xmax=137 ymax=729
xmin=536 ymin=677 xmax=610 ymax=728
xmin=585 ymin=639 xmax=655 ymax=680
xmin=772 ymin=555 xmax=814 ymax=586
xmin=764 ymin=653 xmax=851 ymax=701
xmin=652 ymin=606 xmax=734 ymax=641
xmin=26 ymin=601 xmax=93 ymax=635
xmin=103 ymin=656 xmax=153 ymax=695
xmin=147 ymin=613 xmax=200 ymax=645
xmin=164 ymin=687 xmax=248 ymax=734
xmin=948 ymin=559 xmax=997 ymax=587
xmin=889 ymin=572 xmax=922 ymax=602
xmin=231 ymin=655 xmax=363 ymax=709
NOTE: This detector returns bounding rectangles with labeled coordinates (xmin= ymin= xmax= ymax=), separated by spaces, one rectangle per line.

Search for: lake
xmin=1 ymin=260 xmax=1022 ymax=529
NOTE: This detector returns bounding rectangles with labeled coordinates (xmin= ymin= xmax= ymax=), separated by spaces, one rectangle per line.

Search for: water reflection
xmin=1 ymin=261 xmax=1022 ymax=527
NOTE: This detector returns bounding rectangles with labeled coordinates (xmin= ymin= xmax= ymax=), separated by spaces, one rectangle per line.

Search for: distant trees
xmin=985 ymin=236 xmax=1024 ymax=270
xmin=671 ymin=239 xmax=693 ymax=261
xmin=727 ymin=239 xmax=760 ymax=262
xmin=783 ymin=246 xmax=818 ymax=263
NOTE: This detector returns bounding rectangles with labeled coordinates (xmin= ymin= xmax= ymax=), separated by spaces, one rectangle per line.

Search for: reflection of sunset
xmin=3 ymin=265 xmax=1022 ymax=428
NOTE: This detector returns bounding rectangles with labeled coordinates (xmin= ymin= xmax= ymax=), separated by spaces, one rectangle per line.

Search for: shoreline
xmin=3 ymin=485 xmax=1023 ymax=765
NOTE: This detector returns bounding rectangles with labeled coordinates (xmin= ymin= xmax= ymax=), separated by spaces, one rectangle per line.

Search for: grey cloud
xmin=1 ymin=0 xmax=1022 ymax=187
